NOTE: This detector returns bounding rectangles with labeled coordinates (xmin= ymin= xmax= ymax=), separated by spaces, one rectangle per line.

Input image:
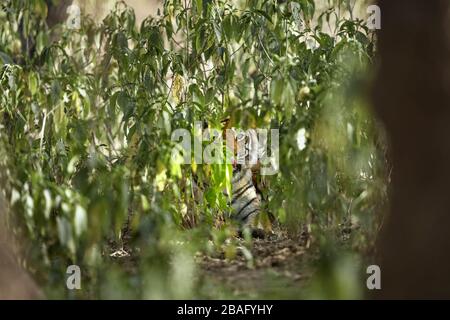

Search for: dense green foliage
xmin=0 ymin=0 xmax=386 ymax=299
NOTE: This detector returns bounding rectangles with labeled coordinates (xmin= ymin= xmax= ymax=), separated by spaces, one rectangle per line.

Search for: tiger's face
xmin=225 ymin=128 xmax=261 ymax=175
xmin=224 ymin=128 xmax=247 ymax=172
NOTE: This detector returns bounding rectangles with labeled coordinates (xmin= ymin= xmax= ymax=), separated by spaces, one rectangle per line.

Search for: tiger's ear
xmin=221 ymin=117 xmax=230 ymax=141
xmin=221 ymin=114 xmax=239 ymax=130
xmin=220 ymin=116 xmax=231 ymax=130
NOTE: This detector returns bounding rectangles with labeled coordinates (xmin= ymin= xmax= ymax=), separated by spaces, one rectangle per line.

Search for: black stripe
xmin=241 ymin=208 xmax=260 ymax=222
xmin=231 ymin=184 xmax=253 ymax=204
xmin=232 ymin=181 xmax=251 ymax=198
xmin=237 ymin=197 xmax=258 ymax=216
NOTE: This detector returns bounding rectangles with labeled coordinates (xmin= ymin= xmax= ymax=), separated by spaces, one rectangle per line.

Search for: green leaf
xmin=28 ymin=72 xmax=38 ymax=95
xmin=254 ymin=9 xmax=273 ymax=24
xmin=196 ymin=0 xmax=203 ymax=16
xmin=271 ymin=77 xmax=284 ymax=106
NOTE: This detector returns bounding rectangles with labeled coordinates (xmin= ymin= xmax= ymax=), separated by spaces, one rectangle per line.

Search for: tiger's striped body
xmin=226 ymin=128 xmax=265 ymax=226
xmin=192 ymin=124 xmax=271 ymax=229
xmin=229 ymin=165 xmax=261 ymax=226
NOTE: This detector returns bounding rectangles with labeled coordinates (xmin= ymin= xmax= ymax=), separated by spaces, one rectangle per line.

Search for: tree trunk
xmin=0 ymin=199 xmax=41 ymax=299
xmin=373 ymin=0 xmax=450 ymax=298
xmin=0 ymin=245 xmax=42 ymax=299
xmin=46 ymin=0 xmax=72 ymax=28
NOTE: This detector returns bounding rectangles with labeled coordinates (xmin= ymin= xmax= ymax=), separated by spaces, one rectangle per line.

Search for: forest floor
xmin=109 ymin=228 xmax=314 ymax=299
xmin=196 ymin=230 xmax=313 ymax=298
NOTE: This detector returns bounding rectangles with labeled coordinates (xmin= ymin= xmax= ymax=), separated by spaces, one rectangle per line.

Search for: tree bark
xmin=46 ymin=0 xmax=72 ymax=28
xmin=0 ymin=200 xmax=42 ymax=299
xmin=373 ymin=0 xmax=450 ymax=298
xmin=0 ymin=245 xmax=42 ymax=299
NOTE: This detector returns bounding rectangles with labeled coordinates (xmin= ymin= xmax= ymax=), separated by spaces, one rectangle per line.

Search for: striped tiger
xmin=229 ymin=164 xmax=261 ymax=226
xmin=190 ymin=121 xmax=273 ymax=233
xmin=227 ymin=128 xmax=264 ymax=227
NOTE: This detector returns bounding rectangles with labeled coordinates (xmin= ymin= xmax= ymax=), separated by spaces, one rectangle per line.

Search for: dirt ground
xmin=109 ymin=227 xmax=313 ymax=299
xmin=195 ymin=230 xmax=313 ymax=298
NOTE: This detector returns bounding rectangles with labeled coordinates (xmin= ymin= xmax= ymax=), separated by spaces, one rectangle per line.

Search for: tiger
xmin=229 ymin=164 xmax=261 ymax=226
xmin=189 ymin=120 xmax=274 ymax=236
xmin=225 ymin=127 xmax=273 ymax=235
